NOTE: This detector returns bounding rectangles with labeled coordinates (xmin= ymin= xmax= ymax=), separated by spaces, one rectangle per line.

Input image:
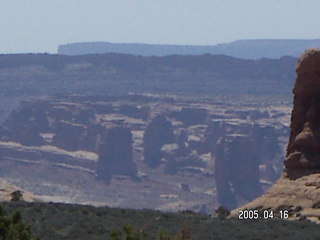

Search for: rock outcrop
xmin=169 ymin=107 xmax=208 ymax=126
xmin=250 ymin=124 xmax=281 ymax=165
xmin=96 ymin=126 xmax=137 ymax=182
xmin=200 ymin=120 xmax=226 ymax=155
xmin=143 ymin=115 xmax=174 ymax=168
xmin=214 ymin=134 xmax=263 ymax=209
xmin=285 ymin=49 xmax=320 ymax=171
xmin=0 ymin=101 xmax=48 ymax=146
xmin=232 ymin=49 xmax=320 ymax=222
xmin=51 ymin=121 xmax=86 ymax=151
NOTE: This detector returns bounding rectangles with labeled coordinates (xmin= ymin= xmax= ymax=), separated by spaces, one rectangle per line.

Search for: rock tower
xmin=143 ymin=115 xmax=174 ymax=168
xmin=285 ymin=49 xmax=320 ymax=171
xmin=97 ymin=126 xmax=138 ymax=182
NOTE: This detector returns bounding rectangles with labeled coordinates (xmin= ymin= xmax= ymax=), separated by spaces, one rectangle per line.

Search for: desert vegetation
xmin=0 ymin=202 xmax=319 ymax=240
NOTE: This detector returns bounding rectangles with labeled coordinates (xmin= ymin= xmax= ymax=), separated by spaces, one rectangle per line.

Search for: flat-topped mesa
xmin=285 ymin=48 xmax=320 ymax=171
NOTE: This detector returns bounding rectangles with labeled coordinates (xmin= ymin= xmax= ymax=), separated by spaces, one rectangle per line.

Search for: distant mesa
xmin=232 ymin=48 xmax=320 ymax=222
xmin=58 ymin=39 xmax=320 ymax=59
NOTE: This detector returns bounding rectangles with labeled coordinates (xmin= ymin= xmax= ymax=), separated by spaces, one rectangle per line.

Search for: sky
xmin=1 ymin=0 xmax=320 ymax=54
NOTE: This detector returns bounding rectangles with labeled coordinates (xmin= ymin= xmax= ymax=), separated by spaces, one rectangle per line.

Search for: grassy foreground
xmin=2 ymin=201 xmax=320 ymax=240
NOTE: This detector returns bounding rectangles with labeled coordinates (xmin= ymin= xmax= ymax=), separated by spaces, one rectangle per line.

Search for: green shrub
xmin=0 ymin=205 xmax=39 ymax=240
xmin=215 ymin=206 xmax=230 ymax=219
xmin=111 ymin=223 xmax=147 ymax=240
xmin=10 ymin=190 xmax=23 ymax=202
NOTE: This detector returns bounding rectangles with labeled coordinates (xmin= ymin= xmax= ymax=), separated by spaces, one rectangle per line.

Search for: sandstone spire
xmin=285 ymin=48 xmax=320 ymax=171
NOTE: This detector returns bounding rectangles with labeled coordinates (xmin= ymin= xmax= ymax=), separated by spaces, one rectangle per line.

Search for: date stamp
xmin=238 ymin=209 xmax=289 ymax=220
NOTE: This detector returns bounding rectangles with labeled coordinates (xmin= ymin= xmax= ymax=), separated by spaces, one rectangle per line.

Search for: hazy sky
xmin=1 ymin=0 xmax=320 ymax=54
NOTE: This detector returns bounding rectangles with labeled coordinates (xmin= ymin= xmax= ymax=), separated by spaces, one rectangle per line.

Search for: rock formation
xmin=250 ymin=124 xmax=281 ymax=165
xmin=0 ymin=101 xmax=48 ymax=146
xmin=169 ymin=107 xmax=208 ymax=126
xmin=51 ymin=121 xmax=86 ymax=151
xmin=176 ymin=129 xmax=189 ymax=157
xmin=214 ymin=134 xmax=263 ymax=209
xmin=143 ymin=115 xmax=174 ymax=168
xmin=200 ymin=120 xmax=226 ymax=155
xmin=231 ymin=49 xmax=320 ymax=222
xmin=80 ymin=123 xmax=106 ymax=152
xmin=285 ymin=48 xmax=320 ymax=171
xmin=214 ymin=138 xmax=237 ymax=209
xmin=118 ymin=104 xmax=150 ymax=120
xmin=96 ymin=126 xmax=137 ymax=182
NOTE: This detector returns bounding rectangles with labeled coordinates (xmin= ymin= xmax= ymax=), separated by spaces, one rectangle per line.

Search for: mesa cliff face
xmin=233 ymin=49 xmax=320 ymax=222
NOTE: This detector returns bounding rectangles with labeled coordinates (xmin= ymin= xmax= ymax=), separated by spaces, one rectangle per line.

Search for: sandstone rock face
xmin=80 ymin=123 xmax=106 ymax=152
xmin=214 ymin=138 xmax=237 ymax=209
xmin=285 ymin=49 xmax=320 ymax=170
xmin=176 ymin=129 xmax=189 ymax=157
xmin=200 ymin=120 xmax=226 ymax=155
xmin=0 ymin=101 xmax=48 ymax=146
xmin=51 ymin=121 xmax=86 ymax=151
xmin=231 ymin=49 xmax=320 ymax=222
xmin=214 ymin=135 xmax=263 ymax=209
xmin=143 ymin=115 xmax=174 ymax=168
xmin=169 ymin=107 xmax=208 ymax=126
xmin=118 ymin=104 xmax=150 ymax=120
xmin=250 ymin=124 xmax=280 ymax=165
xmin=97 ymin=126 xmax=137 ymax=182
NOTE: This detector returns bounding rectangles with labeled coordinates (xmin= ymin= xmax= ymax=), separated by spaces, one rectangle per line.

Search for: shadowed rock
xmin=118 ymin=104 xmax=150 ymax=120
xmin=97 ymin=126 xmax=137 ymax=182
xmin=214 ymin=135 xmax=263 ymax=209
xmin=143 ymin=115 xmax=174 ymax=168
xmin=0 ymin=101 xmax=48 ymax=146
xmin=169 ymin=107 xmax=208 ymax=126
xmin=80 ymin=123 xmax=107 ymax=152
xmin=214 ymin=138 xmax=237 ymax=209
xmin=200 ymin=120 xmax=226 ymax=155
xmin=51 ymin=121 xmax=86 ymax=151
xmin=250 ymin=124 xmax=281 ymax=165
